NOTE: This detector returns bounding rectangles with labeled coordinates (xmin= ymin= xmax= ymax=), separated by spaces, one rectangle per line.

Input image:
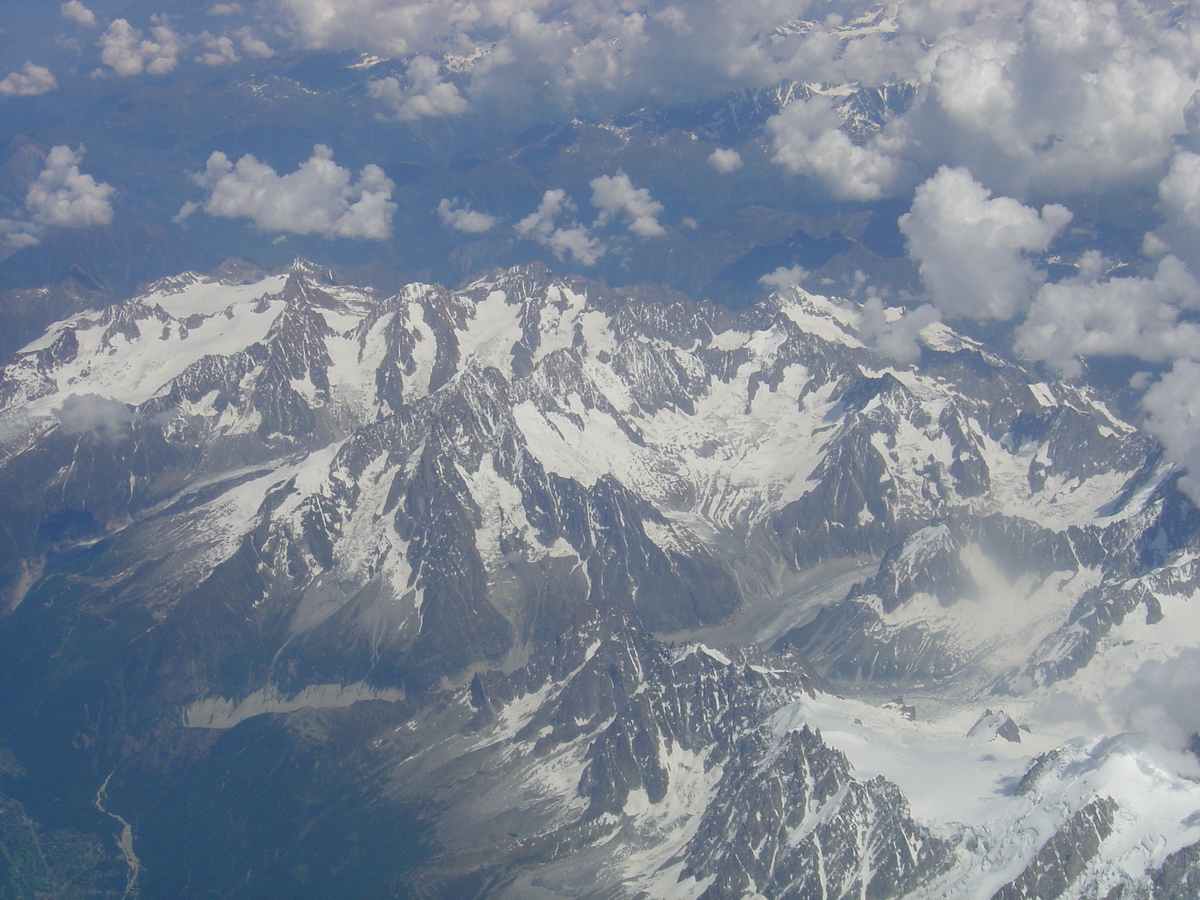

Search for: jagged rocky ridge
xmin=0 ymin=260 xmax=1197 ymax=898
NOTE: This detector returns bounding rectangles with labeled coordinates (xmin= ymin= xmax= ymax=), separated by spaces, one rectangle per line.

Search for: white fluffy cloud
xmin=54 ymin=394 xmax=133 ymax=435
xmin=899 ymin=166 xmax=1071 ymax=320
xmin=758 ymin=265 xmax=808 ymax=291
xmin=859 ymin=299 xmax=943 ymax=364
xmin=190 ymin=145 xmax=397 ymax=239
xmin=1159 ymin=151 xmax=1200 ymax=230
xmin=235 ymin=28 xmax=275 ymax=58
xmin=0 ymin=219 xmax=41 ymax=254
xmin=26 ymin=145 xmax=115 ymax=228
xmin=908 ymin=0 xmax=1200 ymax=196
xmin=271 ymin=0 xmax=489 ymax=57
xmin=1144 ymin=361 xmax=1200 ymax=504
xmin=209 ymin=3 xmax=243 ymax=14
xmin=0 ymin=63 xmax=58 ymax=97
xmin=196 ymin=32 xmax=239 ymax=66
xmin=60 ymin=1 xmax=96 ymax=28
xmin=1153 ymin=151 xmax=1200 ymax=273
xmin=708 ymin=148 xmax=742 ymax=174
xmin=1015 ymin=253 xmax=1200 ymax=378
xmin=589 ymin=171 xmax=664 ymax=238
xmin=99 ymin=17 xmax=182 ymax=76
xmin=767 ymin=95 xmax=906 ymax=201
xmin=515 ymin=189 xmax=604 ymax=265
xmin=368 ymin=56 xmax=467 ymax=121
xmin=437 ymin=198 xmax=498 ymax=233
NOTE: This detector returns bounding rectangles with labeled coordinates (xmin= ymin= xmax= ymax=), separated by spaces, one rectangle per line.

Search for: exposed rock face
xmin=680 ymin=726 xmax=950 ymax=900
xmin=377 ymin=612 xmax=950 ymax=899
xmin=1151 ymin=839 xmax=1200 ymax=900
xmin=968 ymin=710 xmax=1022 ymax=744
xmin=991 ymin=798 xmax=1117 ymax=900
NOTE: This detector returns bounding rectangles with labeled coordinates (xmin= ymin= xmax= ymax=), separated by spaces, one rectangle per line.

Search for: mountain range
xmin=0 ymin=259 xmax=1197 ymax=899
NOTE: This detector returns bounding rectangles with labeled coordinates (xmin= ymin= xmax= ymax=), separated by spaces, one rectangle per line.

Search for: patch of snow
xmin=1028 ymin=382 xmax=1056 ymax=407
xmin=780 ymin=293 xmax=863 ymax=347
xmin=150 ymin=274 xmax=287 ymax=320
xmin=458 ymin=290 xmax=522 ymax=374
xmin=12 ymin=286 xmax=287 ymax=417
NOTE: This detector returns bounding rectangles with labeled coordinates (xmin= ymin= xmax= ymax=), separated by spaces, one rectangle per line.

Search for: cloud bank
xmin=196 ymin=32 xmax=239 ymax=66
xmin=2 ymin=146 xmax=114 ymax=251
xmin=1115 ymin=648 xmax=1200 ymax=751
xmin=758 ymin=265 xmax=808 ymax=292
xmin=256 ymin=0 xmax=1194 ymax=202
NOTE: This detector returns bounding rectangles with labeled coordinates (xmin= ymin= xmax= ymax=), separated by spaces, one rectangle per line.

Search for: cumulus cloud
xmin=1159 ymin=152 xmax=1200 ymax=230
xmin=191 ymin=145 xmax=397 ymax=239
xmin=708 ymin=148 xmax=742 ymax=173
xmin=53 ymin=393 xmax=133 ymax=436
xmin=909 ymin=0 xmax=1200 ymax=196
xmin=0 ymin=219 xmax=41 ymax=254
xmin=1014 ymin=253 xmax=1200 ymax=378
xmin=264 ymin=0 xmax=924 ymax=117
xmin=589 ymin=171 xmax=664 ymax=238
xmin=515 ymin=189 xmax=604 ymax=265
xmin=767 ymin=95 xmax=906 ymax=201
xmin=758 ymin=265 xmax=808 ymax=291
xmin=1153 ymin=151 xmax=1200 ymax=272
xmin=25 ymin=145 xmax=115 ymax=228
xmin=859 ymin=299 xmax=943 ymax=364
xmin=368 ymin=56 xmax=467 ymax=121
xmin=899 ymin=166 xmax=1072 ymax=320
xmin=99 ymin=17 xmax=182 ymax=76
xmin=0 ymin=63 xmax=58 ymax=97
xmin=1144 ymin=361 xmax=1200 ymax=504
xmin=209 ymin=3 xmax=243 ymax=14
xmin=235 ymin=28 xmax=274 ymax=58
xmin=60 ymin=1 xmax=96 ymax=28
xmin=196 ymin=32 xmax=238 ymax=66
xmin=437 ymin=198 xmax=498 ymax=233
